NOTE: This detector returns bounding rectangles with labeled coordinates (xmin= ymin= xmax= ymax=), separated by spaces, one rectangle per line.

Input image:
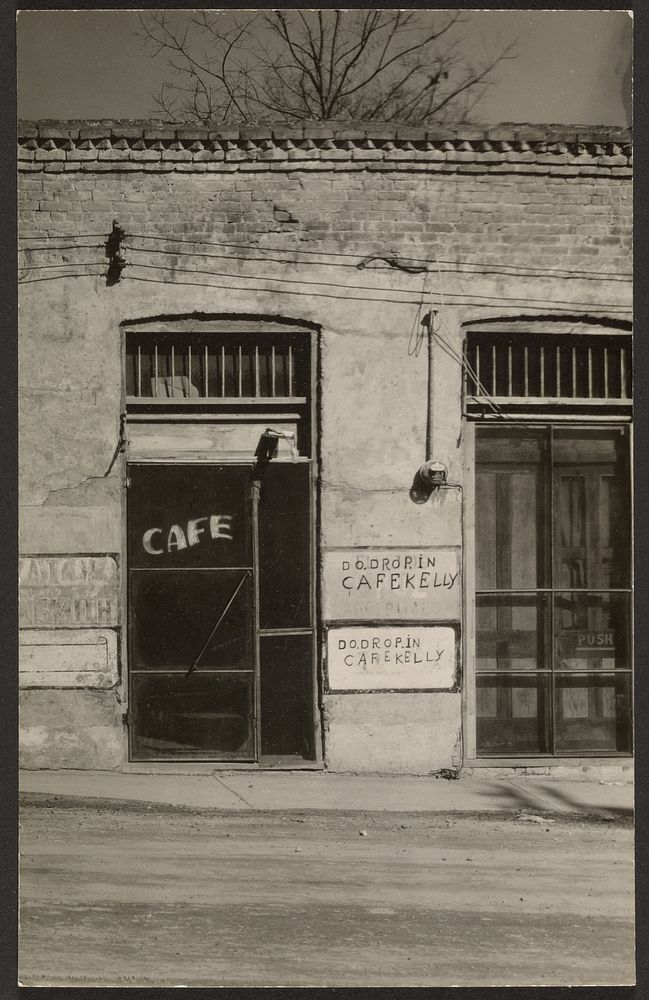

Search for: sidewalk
xmin=20 ymin=768 xmax=634 ymax=820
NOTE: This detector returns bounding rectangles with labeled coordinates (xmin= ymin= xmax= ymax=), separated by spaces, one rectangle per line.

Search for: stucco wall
xmin=18 ymin=122 xmax=632 ymax=772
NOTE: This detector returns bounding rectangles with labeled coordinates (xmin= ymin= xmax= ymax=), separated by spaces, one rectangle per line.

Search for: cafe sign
xmin=323 ymin=547 xmax=460 ymax=621
xmin=327 ymin=625 xmax=457 ymax=690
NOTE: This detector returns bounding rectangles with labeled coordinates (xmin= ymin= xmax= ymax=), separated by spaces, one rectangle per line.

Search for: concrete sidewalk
xmin=20 ymin=768 xmax=634 ymax=819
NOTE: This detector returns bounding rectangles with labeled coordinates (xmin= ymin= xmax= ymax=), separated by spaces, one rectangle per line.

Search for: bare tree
xmin=136 ymin=10 xmax=516 ymax=126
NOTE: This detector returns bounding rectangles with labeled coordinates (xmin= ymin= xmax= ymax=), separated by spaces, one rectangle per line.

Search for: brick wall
xmin=19 ymin=167 xmax=631 ymax=278
xmin=18 ymin=122 xmax=632 ymax=282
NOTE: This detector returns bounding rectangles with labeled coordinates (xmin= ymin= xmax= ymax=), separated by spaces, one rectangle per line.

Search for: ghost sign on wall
xmin=19 ymin=556 xmax=119 ymax=627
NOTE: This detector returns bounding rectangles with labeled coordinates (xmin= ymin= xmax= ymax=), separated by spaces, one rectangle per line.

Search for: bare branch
xmin=136 ymin=10 xmax=518 ymax=127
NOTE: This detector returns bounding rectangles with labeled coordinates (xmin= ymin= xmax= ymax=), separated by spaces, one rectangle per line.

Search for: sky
xmin=16 ymin=9 xmax=632 ymax=126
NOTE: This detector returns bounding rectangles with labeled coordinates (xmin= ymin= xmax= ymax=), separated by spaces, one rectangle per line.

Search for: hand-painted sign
xmin=327 ymin=625 xmax=457 ymax=690
xmin=142 ymin=515 xmax=234 ymax=555
xmin=323 ymin=547 xmax=460 ymax=621
xmin=19 ymin=556 xmax=119 ymax=627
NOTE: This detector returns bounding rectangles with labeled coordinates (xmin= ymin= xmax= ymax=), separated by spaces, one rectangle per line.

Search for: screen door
xmin=127 ymin=462 xmax=315 ymax=761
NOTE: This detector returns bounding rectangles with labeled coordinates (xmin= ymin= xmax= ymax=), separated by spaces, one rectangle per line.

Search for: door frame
xmin=463 ymin=418 xmax=633 ymax=765
xmin=119 ymin=322 xmax=322 ymax=769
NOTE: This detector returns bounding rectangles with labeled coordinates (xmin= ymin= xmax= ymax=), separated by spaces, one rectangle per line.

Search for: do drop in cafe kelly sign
xmin=323 ymin=547 xmax=460 ymax=621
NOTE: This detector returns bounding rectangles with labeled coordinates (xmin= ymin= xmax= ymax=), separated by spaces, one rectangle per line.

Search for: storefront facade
xmin=18 ymin=120 xmax=632 ymax=773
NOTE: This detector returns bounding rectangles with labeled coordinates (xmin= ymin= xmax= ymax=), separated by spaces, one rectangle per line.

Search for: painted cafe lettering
xmin=142 ymin=515 xmax=234 ymax=555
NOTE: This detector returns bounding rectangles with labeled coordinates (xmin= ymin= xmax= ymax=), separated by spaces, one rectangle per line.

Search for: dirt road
xmin=19 ymin=803 xmax=634 ymax=987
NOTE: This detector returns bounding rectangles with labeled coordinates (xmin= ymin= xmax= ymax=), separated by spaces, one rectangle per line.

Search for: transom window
xmin=125 ymin=330 xmax=309 ymax=403
xmin=465 ymin=329 xmax=632 ymax=415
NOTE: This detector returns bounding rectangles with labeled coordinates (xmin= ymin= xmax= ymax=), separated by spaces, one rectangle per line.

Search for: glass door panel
xmin=476 ymin=594 xmax=549 ymax=671
xmin=476 ymin=673 xmax=551 ymax=754
xmin=554 ymin=673 xmax=632 ymax=753
xmin=260 ymin=634 xmax=313 ymax=757
xmin=553 ymin=428 xmax=630 ymax=589
xmin=130 ymin=571 xmax=252 ymax=670
xmin=555 ymin=592 xmax=631 ymax=672
xmin=475 ymin=428 xmax=547 ymax=591
xmin=258 ymin=462 xmax=312 ymax=630
xmin=130 ymin=673 xmax=254 ymax=759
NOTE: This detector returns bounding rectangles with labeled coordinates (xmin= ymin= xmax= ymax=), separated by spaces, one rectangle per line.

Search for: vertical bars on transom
xmin=126 ymin=332 xmax=307 ymax=401
xmin=464 ymin=332 xmax=632 ymax=405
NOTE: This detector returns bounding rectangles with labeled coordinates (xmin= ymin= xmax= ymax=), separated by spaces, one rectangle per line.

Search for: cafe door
xmin=126 ymin=461 xmax=315 ymax=762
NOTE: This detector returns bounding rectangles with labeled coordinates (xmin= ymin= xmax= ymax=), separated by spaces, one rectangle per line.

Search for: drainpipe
xmin=426 ymin=310 xmax=435 ymax=462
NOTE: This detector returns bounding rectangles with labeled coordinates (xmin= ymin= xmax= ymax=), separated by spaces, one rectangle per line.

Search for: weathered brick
xmin=130 ymin=150 xmax=162 ymax=162
xmin=66 ymin=149 xmax=98 ymax=161
xmin=97 ymin=149 xmax=132 ymax=161
xmin=17 ymin=127 xmax=631 ymax=287
xmin=175 ymin=163 xmax=208 ymax=172
xmin=78 ymin=128 xmax=111 ymax=142
xmin=36 ymin=148 xmax=65 ymax=161
xmin=160 ymin=149 xmax=193 ymax=162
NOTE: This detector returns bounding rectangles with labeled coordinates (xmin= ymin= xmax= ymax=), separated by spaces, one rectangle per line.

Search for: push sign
xmin=562 ymin=630 xmax=616 ymax=656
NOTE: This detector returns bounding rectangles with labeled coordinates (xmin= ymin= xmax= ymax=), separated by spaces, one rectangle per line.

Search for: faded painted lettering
xmin=19 ymin=556 xmax=119 ymax=627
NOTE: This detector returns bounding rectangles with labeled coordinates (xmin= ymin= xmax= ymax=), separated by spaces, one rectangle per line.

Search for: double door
xmin=474 ymin=425 xmax=632 ymax=756
xmin=126 ymin=462 xmax=315 ymax=761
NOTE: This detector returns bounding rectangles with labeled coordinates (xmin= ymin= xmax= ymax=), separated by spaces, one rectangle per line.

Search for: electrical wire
xmin=18 ymin=244 xmax=105 ymax=252
xmin=18 ymin=261 xmax=105 ymax=272
xmin=408 ymin=271 xmax=429 ymax=358
xmin=124 ymin=259 xmax=427 ymax=298
xmin=21 ymin=235 xmax=610 ymax=289
xmin=402 ymin=260 xmax=507 ymax=419
xmin=15 ymin=257 xmax=631 ymax=319
xmin=117 ymin=259 xmax=631 ymax=313
xmin=122 ymin=242 xmax=365 ymax=272
xmin=19 ymin=233 xmax=108 ymax=240
xmin=18 ymin=271 xmax=105 ymax=285
xmin=120 ymin=237 xmax=634 ymax=284
xmin=83 ymin=270 xmax=439 ymax=305
xmin=435 ymin=323 xmax=510 ymax=420
xmin=18 ymin=231 xmax=633 ymax=281
xmin=423 ymin=265 xmax=509 ymax=419
xmin=425 ymin=257 xmax=510 ymax=419
xmin=28 ymin=236 xmax=623 ymax=288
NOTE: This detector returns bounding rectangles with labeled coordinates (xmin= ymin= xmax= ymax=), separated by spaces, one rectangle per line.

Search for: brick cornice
xmin=17 ymin=119 xmax=632 ymax=176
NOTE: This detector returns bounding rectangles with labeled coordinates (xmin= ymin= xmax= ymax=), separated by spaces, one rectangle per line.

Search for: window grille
xmin=464 ymin=331 xmax=632 ymax=415
xmin=125 ymin=332 xmax=308 ymax=404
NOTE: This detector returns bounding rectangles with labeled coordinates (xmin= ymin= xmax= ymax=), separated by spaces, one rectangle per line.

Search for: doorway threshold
xmin=122 ymin=759 xmax=323 ymax=775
